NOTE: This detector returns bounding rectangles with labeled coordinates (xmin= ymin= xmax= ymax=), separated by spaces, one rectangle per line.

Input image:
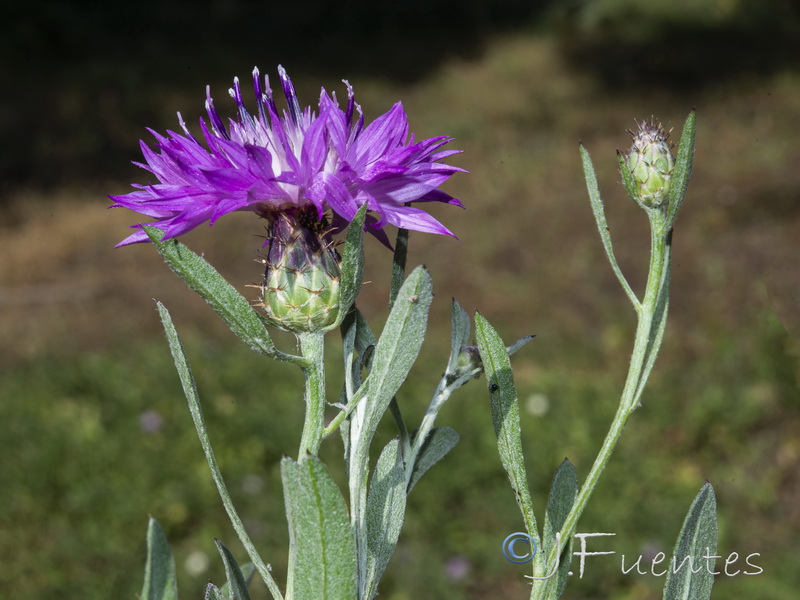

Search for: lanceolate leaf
xmin=144 ymin=225 xmax=306 ymax=365
xmin=362 ymin=266 xmax=433 ymax=438
xmin=389 ymin=228 xmax=410 ymax=310
xmin=666 ymin=110 xmax=697 ymax=227
xmin=446 ymin=300 xmax=470 ymax=378
xmin=141 ymin=517 xmax=178 ymax=600
xmin=282 ymin=456 xmax=357 ymax=600
xmin=407 ymin=427 xmax=459 ymax=493
xmin=617 ymin=150 xmax=640 ymax=203
xmin=663 ymin=482 xmax=718 ymax=600
xmin=364 ymin=439 xmax=407 ymax=600
xmin=579 ymin=146 xmax=640 ymax=309
xmin=541 ymin=460 xmax=578 ymax=599
xmin=156 ymin=302 xmax=283 ymax=600
xmin=336 ymin=204 xmax=368 ymax=326
xmin=474 ymin=313 xmax=540 ymax=549
xmin=205 ymin=584 xmax=226 ymax=600
xmin=220 ymin=563 xmax=255 ymax=599
xmin=215 ymin=540 xmax=252 ymax=600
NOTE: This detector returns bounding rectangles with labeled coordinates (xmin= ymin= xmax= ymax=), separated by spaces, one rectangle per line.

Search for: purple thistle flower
xmin=109 ymin=66 xmax=464 ymax=246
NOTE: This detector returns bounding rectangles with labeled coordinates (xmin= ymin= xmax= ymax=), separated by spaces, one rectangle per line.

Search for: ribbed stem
xmin=297 ymin=332 xmax=326 ymax=457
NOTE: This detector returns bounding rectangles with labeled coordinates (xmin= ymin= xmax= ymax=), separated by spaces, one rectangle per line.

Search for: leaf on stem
xmin=474 ymin=313 xmax=540 ymax=549
xmin=141 ymin=517 xmax=178 ymax=600
xmin=364 ymin=439 xmax=407 ymax=600
xmin=215 ymin=540 xmax=252 ymax=600
xmin=540 ymin=460 xmax=578 ymax=599
xmin=361 ymin=266 xmax=433 ymax=440
xmin=662 ymin=482 xmax=718 ymax=600
xmin=337 ymin=204 xmax=368 ymax=327
xmin=579 ymin=146 xmax=640 ymax=310
xmin=389 ymin=228 xmax=410 ymax=310
xmin=282 ymin=456 xmax=357 ymax=600
xmin=144 ymin=225 xmax=306 ymax=365
xmin=220 ymin=563 xmax=256 ymax=599
xmin=407 ymin=426 xmax=459 ymax=493
xmin=157 ymin=302 xmax=283 ymax=600
xmin=205 ymin=584 xmax=227 ymax=600
xmin=617 ymin=150 xmax=640 ymax=203
xmin=666 ymin=110 xmax=697 ymax=227
xmin=446 ymin=299 xmax=470 ymax=378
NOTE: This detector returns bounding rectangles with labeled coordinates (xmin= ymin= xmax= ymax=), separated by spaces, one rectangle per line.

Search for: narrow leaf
xmin=389 ymin=228 xmax=410 ymax=310
xmin=408 ymin=426 xmax=459 ymax=493
xmin=579 ymin=146 xmax=640 ymax=309
xmin=364 ymin=439 xmax=407 ymax=600
xmin=141 ymin=517 xmax=178 ymax=600
xmin=663 ymin=482 xmax=718 ymax=600
xmin=144 ymin=225 xmax=305 ymax=365
xmin=474 ymin=313 xmax=539 ymax=548
xmin=541 ymin=460 xmax=578 ymax=599
xmin=220 ymin=564 xmax=255 ymax=599
xmin=215 ymin=540 xmax=252 ymax=600
xmin=617 ymin=150 xmax=640 ymax=203
xmin=507 ymin=334 xmax=536 ymax=358
xmin=157 ymin=302 xmax=283 ymax=600
xmin=337 ymin=204 xmax=368 ymax=326
xmin=445 ymin=299 xmax=470 ymax=378
xmin=362 ymin=266 xmax=433 ymax=437
xmin=205 ymin=584 xmax=226 ymax=600
xmin=666 ymin=110 xmax=697 ymax=227
xmin=282 ymin=456 xmax=357 ymax=600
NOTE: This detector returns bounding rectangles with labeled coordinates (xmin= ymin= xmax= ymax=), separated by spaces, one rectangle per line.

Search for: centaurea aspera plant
xmin=114 ymin=67 xmax=716 ymax=600
xmin=114 ymin=67 xmax=529 ymax=600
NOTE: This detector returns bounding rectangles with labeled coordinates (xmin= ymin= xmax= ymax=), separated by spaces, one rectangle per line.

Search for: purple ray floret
xmin=110 ymin=67 xmax=465 ymax=246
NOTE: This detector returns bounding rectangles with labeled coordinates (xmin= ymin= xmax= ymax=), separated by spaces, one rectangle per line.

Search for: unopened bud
xmin=626 ymin=119 xmax=675 ymax=208
xmin=261 ymin=209 xmax=341 ymax=334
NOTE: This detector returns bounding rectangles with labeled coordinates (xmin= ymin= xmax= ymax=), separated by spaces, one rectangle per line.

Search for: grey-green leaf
xmin=364 ymin=439 xmax=407 ymax=600
xmin=282 ymin=456 xmax=357 ymax=600
xmin=205 ymin=584 xmax=226 ymax=600
xmin=215 ymin=540 xmax=252 ymax=600
xmin=143 ymin=225 xmax=306 ymax=365
xmin=579 ymin=145 xmax=640 ymax=309
xmin=220 ymin=563 xmax=255 ymax=599
xmin=541 ymin=459 xmax=578 ymax=599
xmin=336 ymin=204 xmax=368 ymax=326
xmin=362 ymin=266 xmax=433 ymax=437
xmin=474 ymin=313 xmax=540 ymax=549
xmin=666 ymin=110 xmax=697 ymax=227
xmin=617 ymin=150 xmax=640 ymax=203
xmin=663 ymin=482 xmax=718 ymax=600
xmin=141 ymin=517 xmax=178 ymax=600
xmin=389 ymin=228 xmax=410 ymax=310
xmin=408 ymin=426 xmax=459 ymax=493
xmin=446 ymin=300 xmax=470 ymax=378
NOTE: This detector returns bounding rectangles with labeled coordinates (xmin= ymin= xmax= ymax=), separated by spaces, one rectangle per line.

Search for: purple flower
xmin=110 ymin=66 xmax=464 ymax=246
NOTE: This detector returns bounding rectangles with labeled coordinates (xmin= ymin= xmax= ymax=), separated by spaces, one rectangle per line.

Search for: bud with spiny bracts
xmin=625 ymin=118 xmax=675 ymax=209
xmin=260 ymin=208 xmax=341 ymax=334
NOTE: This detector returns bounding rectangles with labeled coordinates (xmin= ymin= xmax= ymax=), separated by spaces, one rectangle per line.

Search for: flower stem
xmin=297 ymin=332 xmax=326 ymax=457
xmin=534 ymin=209 xmax=671 ymax=596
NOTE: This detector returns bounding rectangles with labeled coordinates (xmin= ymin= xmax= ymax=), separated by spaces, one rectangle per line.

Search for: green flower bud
xmin=261 ymin=209 xmax=341 ymax=334
xmin=626 ymin=119 xmax=675 ymax=208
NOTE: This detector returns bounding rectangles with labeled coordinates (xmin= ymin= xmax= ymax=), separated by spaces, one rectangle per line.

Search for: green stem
xmin=297 ymin=332 xmax=326 ymax=457
xmin=535 ymin=209 xmax=671 ymax=595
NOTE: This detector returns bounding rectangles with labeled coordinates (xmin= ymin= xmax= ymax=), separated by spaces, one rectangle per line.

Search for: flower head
xmin=110 ymin=67 xmax=464 ymax=246
xmin=625 ymin=118 xmax=675 ymax=208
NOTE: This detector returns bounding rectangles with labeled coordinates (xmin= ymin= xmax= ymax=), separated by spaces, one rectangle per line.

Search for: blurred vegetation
xmin=2 ymin=2 xmax=799 ymax=599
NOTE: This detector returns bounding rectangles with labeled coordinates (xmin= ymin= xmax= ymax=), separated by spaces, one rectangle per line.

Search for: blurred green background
xmin=1 ymin=1 xmax=799 ymax=598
